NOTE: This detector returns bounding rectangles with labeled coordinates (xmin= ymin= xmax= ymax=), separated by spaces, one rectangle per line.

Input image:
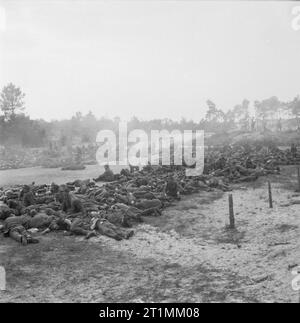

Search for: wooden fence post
xmin=228 ymin=194 xmax=235 ymax=229
xmin=297 ymin=167 xmax=300 ymax=192
xmin=268 ymin=181 xmax=273 ymax=209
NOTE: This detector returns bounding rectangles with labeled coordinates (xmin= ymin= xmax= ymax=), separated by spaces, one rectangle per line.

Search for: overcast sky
xmin=0 ymin=0 xmax=300 ymax=121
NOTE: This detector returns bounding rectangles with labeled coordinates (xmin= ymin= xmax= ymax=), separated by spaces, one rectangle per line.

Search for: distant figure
xmin=245 ymin=156 xmax=256 ymax=169
xmin=94 ymin=164 xmax=115 ymax=182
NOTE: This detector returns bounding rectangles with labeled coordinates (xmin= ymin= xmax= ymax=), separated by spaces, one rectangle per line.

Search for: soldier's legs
xmin=70 ymin=221 xmax=90 ymax=236
xmin=114 ymin=226 xmax=134 ymax=239
xmin=9 ymin=228 xmax=24 ymax=244
xmin=9 ymin=227 xmax=38 ymax=245
xmin=96 ymin=222 xmax=122 ymax=240
xmin=140 ymin=207 xmax=161 ymax=216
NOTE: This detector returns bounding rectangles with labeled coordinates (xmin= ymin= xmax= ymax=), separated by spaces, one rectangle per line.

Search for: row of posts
xmin=228 ymin=166 xmax=300 ymax=229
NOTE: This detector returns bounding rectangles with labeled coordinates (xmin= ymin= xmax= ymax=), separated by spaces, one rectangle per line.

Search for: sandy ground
xmin=0 ymin=166 xmax=300 ymax=303
xmin=0 ymin=165 xmax=103 ymax=187
xmin=0 ymin=164 xmax=131 ymax=188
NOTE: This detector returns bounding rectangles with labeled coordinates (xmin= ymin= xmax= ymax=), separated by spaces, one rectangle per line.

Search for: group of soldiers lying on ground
xmin=0 ymin=143 xmax=298 ymax=246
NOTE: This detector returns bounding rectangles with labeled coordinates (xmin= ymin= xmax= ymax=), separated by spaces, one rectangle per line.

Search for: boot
xmin=21 ymin=235 xmax=28 ymax=246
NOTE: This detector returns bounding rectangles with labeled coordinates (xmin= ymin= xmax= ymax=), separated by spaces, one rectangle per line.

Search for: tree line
xmin=1 ymin=82 xmax=300 ymax=148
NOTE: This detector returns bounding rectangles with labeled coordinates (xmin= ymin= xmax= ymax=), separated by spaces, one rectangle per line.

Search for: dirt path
xmin=1 ymin=167 xmax=300 ymax=302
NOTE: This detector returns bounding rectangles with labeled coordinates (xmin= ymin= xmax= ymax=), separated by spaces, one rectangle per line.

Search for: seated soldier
xmin=129 ymin=165 xmax=139 ymax=174
xmin=120 ymin=168 xmax=132 ymax=178
xmin=94 ymin=164 xmax=115 ymax=182
xmin=57 ymin=185 xmax=85 ymax=214
xmin=164 ymin=175 xmax=181 ymax=200
xmin=245 ymin=157 xmax=256 ymax=169
xmin=22 ymin=185 xmax=36 ymax=207
xmin=214 ymin=156 xmax=226 ymax=170
xmin=50 ymin=183 xmax=60 ymax=195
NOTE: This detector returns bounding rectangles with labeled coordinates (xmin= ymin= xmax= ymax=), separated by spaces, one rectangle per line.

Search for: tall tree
xmin=254 ymin=97 xmax=282 ymax=132
xmin=255 ymin=97 xmax=281 ymax=121
xmin=0 ymin=83 xmax=26 ymax=121
xmin=232 ymin=99 xmax=250 ymax=130
xmin=205 ymin=100 xmax=225 ymax=123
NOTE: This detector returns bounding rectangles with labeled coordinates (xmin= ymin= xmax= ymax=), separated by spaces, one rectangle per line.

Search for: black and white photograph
xmin=1 ymin=0 xmax=300 ymax=306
